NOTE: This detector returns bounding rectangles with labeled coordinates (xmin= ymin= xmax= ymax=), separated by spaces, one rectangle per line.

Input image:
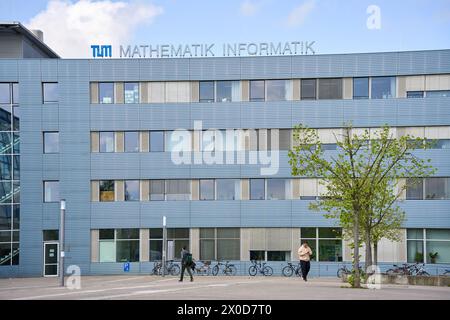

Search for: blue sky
xmin=1 ymin=0 xmax=449 ymax=58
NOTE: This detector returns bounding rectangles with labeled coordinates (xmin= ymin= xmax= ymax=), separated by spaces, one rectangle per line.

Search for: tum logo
xmin=91 ymin=45 xmax=112 ymax=58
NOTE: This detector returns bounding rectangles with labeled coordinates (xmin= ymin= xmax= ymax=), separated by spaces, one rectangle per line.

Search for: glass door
xmin=43 ymin=242 xmax=59 ymax=276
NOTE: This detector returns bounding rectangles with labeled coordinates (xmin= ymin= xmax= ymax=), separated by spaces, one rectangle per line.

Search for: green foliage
xmin=289 ymin=124 xmax=436 ymax=287
xmin=415 ymin=252 xmax=424 ymax=263
xmin=429 ymin=252 xmax=438 ymax=263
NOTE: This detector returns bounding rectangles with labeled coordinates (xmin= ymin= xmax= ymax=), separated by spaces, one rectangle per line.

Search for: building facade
xmin=1 ymin=23 xmax=450 ymax=277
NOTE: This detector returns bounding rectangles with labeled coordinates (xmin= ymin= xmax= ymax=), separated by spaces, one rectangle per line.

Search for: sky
xmin=0 ymin=0 xmax=449 ymax=58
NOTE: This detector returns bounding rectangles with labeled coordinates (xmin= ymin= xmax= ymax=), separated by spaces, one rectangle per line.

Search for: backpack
xmin=184 ymin=253 xmax=193 ymax=266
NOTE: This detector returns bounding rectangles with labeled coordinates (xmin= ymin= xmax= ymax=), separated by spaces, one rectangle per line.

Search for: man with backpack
xmin=179 ymin=246 xmax=194 ymax=282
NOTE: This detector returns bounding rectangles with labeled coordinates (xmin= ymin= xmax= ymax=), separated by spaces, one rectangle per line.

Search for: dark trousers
xmin=300 ymin=260 xmax=311 ymax=280
xmin=180 ymin=264 xmax=193 ymax=281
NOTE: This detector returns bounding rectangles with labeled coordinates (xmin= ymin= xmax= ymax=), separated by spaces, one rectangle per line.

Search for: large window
xmin=43 ymin=132 xmax=59 ymax=154
xmin=199 ymin=179 xmax=215 ymax=201
xmin=99 ymin=82 xmax=114 ymax=104
xmin=406 ymin=177 xmax=450 ymax=200
xmin=199 ymin=228 xmax=240 ymax=261
xmin=266 ymin=80 xmax=287 ymax=101
xmin=216 ymin=81 xmax=232 ymax=102
xmin=42 ymin=83 xmax=58 ymax=103
xmin=124 ymin=131 xmax=139 ymax=153
xmin=99 ymin=180 xmax=114 ymax=202
xmin=44 ymin=181 xmax=59 ymax=203
xmin=99 ymin=132 xmax=114 ymax=153
xmin=407 ymin=91 xmax=424 ymax=98
xmin=249 ymin=250 xmax=290 ymax=261
xmin=0 ymin=84 xmax=10 ymax=104
xmin=149 ymin=228 xmax=163 ymax=261
xmin=167 ymin=228 xmax=190 ymax=259
xmin=99 ymin=228 xmax=139 ymax=262
xmin=301 ymin=79 xmax=316 ymax=100
xmin=250 ymin=179 xmax=265 ymax=200
xmin=426 ymin=90 xmax=450 ymax=98
xmin=166 ymin=180 xmax=190 ymax=200
xmin=149 ymin=180 xmax=165 ymax=201
xmin=407 ymin=229 xmax=450 ymax=263
xmin=150 ymin=131 xmax=164 ymax=152
xmin=267 ymin=179 xmax=290 ymax=200
xmin=371 ymin=76 xmax=395 ymax=99
xmin=318 ymin=78 xmax=342 ymax=100
xmin=216 ymin=179 xmax=240 ymax=200
xmin=124 ymin=82 xmax=139 ymax=104
xmin=125 ymin=180 xmax=139 ymax=201
xmin=301 ymin=227 xmax=342 ymax=262
xmin=250 ymin=80 xmax=265 ymax=102
xmin=199 ymin=81 xmax=215 ymax=103
xmin=353 ymin=77 xmax=369 ymax=99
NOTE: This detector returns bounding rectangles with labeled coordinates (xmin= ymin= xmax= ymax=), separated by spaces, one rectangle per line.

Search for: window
xmin=266 ymin=80 xmax=287 ymax=101
xmin=267 ymin=179 xmax=289 ymax=200
xmin=216 ymin=179 xmax=240 ymax=200
xmin=99 ymin=82 xmax=114 ymax=104
xmin=267 ymin=251 xmax=290 ymax=261
xmin=43 ymin=132 xmax=59 ymax=154
xmin=371 ymin=76 xmax=395 ymax=99
xmin=99 ymin=228 xmax=139 ymax=262
xmin=125 ymin=180 xmax=139 ymax=201
xmin=44 ymin=181 xmax=59 ymax=202
xmin=42 ymin=83 xmax=58 ymax=103
xmin=301 ymin=227 xmax=342 ymax=262
xmin=166 ymin=180 xmax=190 ymax=200
xmin=124 ymin=131 xmax=139 ymax=153
xmin=426 ymin=229 xmax=450 ymax=264
xmin=199 ymin=81 xmax=214 ymax=103
xmin=250 ymin=250 xmax=265 ymax=261
xmin=150 ymin=180 xmax=165 ymax=201
xmin=279 ymin=129 xmax=291 ymax=151
xmin=149 ymin=228 xmax=163 ymax=261
xmin=124 ymin=82 xmax=139 ymax=103
xmin=216 ymin=81 xmax=232 ymax=102
xmin=250 ymin=179 xmax=265 ymax=200
xmin=407 ymin=91 xmax=424 ymax=98
xmin=99 ymin=180 xmax=114 ymax=202
xmin=0 ymin=84 xmax=10 ymax=104
xmin=150 ymin=131 xmax=164 ymax=152
xmin=99 ymin=132 xmax=114 ymax=153
xmin=250 ymin=80 xmax=265 ymax=102
xmin=12 ymin=83 xmax=18 ymax=104
xmin=165 ymin=131 xmax=191 ymax=152
xmin=43 ymin=230 xmax=59 ymax=241
xmin=200 ymin=228 xmax=240 ymax=261
xmin=318 ymin=78 xmax=342 ymax=99
xmin=406 ymin=178 xmax=423 ymax=200
xmin=200 ymin=179 xmax=214 ymax=200
xmin=42 ymin=82 xmax=58 ymax=103
xmin=353 ymin=77 xmax=369 ymax=99
xmin=301 ymin=79 xmax=316 ymax=100
xmin=406 ymin=229 xmax=424 ymax=263
xmin=430 ymin=139 xmax=450 ymax=149
xmin=167 ymin=228 xmax=190 ymax=259
xmin=426 ymin=90 xmax=450 ymax=98
xmin=425 ymin=177 xmax=449 ymax=200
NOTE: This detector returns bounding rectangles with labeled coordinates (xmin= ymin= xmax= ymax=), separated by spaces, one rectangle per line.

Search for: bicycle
xmin=282 ymin=262 xmax=301 ymax=277
xmin=337 ymin=265 xmax=364 ymax=278
xmin=443 ymin=269 xmax=450 ymax=275
xmin=248 ymin=260 xmax=273 ymax=276
xmin=193 ymin=260 xmax=212 ymax=276
xmin=409 ymin=263 xmax=429 ymax=276
xmin=386 ymin=263 xmax=412 ymax=276
xmin=212 ymin=261 xmax=237 ymax=276
xmin=151 ymin=260 xmax=181 ymax=276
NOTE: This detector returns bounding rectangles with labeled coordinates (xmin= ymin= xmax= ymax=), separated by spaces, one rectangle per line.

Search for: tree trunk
xmin=373 ymin=241 xmax=378 ymax=266
xmin=365 ymin=232 xmax=372 ymax=272
xmin=353 ymin=211 xmax=361 ymax=288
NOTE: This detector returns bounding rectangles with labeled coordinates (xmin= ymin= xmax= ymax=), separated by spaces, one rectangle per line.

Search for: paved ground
xmin=0 ymin=275 xmax=449 ymax=300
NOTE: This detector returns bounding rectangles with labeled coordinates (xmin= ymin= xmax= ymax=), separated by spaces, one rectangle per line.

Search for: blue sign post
xmin=123 ymin=262 xmax=130 ymax=272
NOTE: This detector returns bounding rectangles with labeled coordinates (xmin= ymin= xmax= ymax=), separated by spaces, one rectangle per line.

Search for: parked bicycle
xmin=151 ymin=260 xmax=181 ymax=276
xmin=386 ymin=263 xmax=429 ymax=276
xmin=212 ymin=261 xmax=237 ymax=276
xmin=248 ymin=260 xmax=273 ymax=276
xmin=336 ymin=265 xmax=364 ymax=278
xmin=193 ymin=260 xmax=212 ymax=276
xmin=282 ymin=262 xmax=301 ymax=277
xmin=443 ymin=269 xmax=450 ymax=275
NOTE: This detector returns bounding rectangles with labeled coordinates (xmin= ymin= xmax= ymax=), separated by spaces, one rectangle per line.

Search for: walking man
xmin=179 ymin=246 xmax=194 ymax=282
xmin=298 ymin=241 xmax=313 ymax=281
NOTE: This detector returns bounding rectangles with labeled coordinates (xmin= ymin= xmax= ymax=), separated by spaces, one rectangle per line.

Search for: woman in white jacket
xmin=298 ymin=242 xmax=313 ymax=281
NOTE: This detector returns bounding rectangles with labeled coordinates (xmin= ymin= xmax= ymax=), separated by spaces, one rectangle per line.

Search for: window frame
xmin=42 ymin=82 xmax=59 ymax=104
xmin=43 ymin=180 xmax=59 ymax=203
xmin=98 ymin=82 xmax=115 ymax=104
xmin=43 ymin=131 xmax=59 ymax=154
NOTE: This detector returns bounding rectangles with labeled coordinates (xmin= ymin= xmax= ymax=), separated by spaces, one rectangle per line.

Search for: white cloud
xmin=26 ymin=0 xmax=163 ymax=58
xmin=240 ymin=0 xmax=259 ymax=16
xmin=286 ymin=0 xmax=315 ymax=28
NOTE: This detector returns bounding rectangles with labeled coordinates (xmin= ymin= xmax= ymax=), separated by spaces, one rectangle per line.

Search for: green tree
xmin=289 ymin=125 xmax=435 ymax=287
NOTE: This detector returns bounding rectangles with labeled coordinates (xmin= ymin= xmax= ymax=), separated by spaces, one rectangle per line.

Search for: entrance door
xmin=43 ymin=242 xmax=59 ymax=276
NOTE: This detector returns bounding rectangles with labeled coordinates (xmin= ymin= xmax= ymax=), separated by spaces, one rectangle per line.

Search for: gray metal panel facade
xmin=1 ymin=49 xmax=450 ymax=276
